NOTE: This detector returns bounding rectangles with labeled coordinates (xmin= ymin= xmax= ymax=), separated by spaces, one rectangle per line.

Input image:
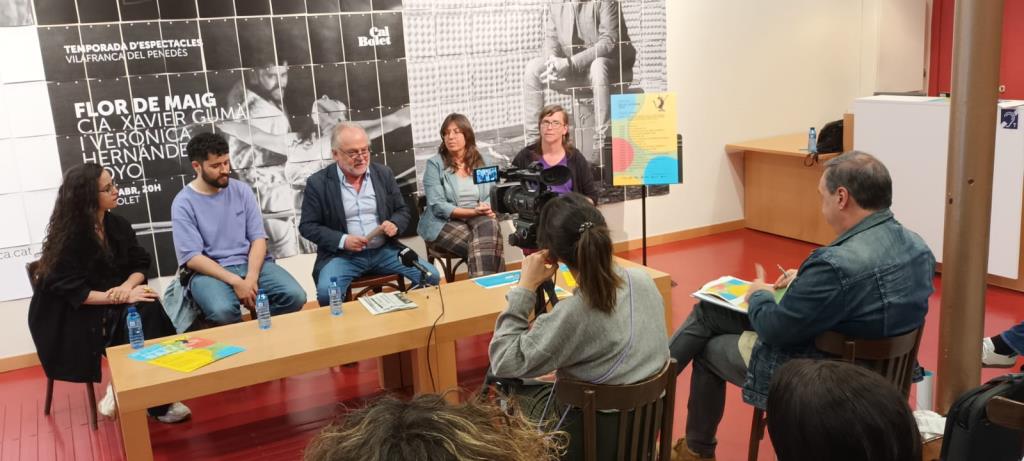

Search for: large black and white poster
xmin=0 ymin=0 xmax=667 ymax=301
xmin=404 ymin=0 xmax=668 ymax=204
xmin=33 ymin=0 xmax=412 ymax=277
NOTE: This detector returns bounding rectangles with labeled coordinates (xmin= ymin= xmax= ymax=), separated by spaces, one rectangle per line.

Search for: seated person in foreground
xmin=171 ymin=132 xmax=307 ymax=325
xmin=488 ymin=193 xmax=669 ymax=460
xmin=303 ymin=394 xmax=565 ymax=461
xmin=300 ymin=123 xmax=439 ymax=306
xmin=418 ymin=113 xmax=504 ymax=277
xmin=983 ymin=320 xmax=1024 ymax=368
xmin=766 ymin=359 xmax=921 ymax=461
xmin=29 ymin=163 xmax=187 ymax=423
xmin=669 ymin=151 xmax=936 ymax=461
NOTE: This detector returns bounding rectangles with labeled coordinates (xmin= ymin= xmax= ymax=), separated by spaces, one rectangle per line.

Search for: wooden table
xmin=401 ymin=257 xmax=675 ymax=396
xmin=726 ymin=133 xmax=838 ymax=246
xmin=108 ymin=257 xmax=672 ymax=460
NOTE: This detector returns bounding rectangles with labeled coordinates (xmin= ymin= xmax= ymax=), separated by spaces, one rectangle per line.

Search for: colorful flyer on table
xmin=129 ymin=336 xmax=244 ymax=373
xmin=610 ymin=92 xmax=682 ymax=186
xmin=473 ymin=264 xmax=573 ymax=290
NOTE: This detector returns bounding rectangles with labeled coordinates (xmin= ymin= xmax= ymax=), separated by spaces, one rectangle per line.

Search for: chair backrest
xmin=987 ymin=396 xmax=1024 ymax=431
xmin=25 ymin=260 xmax=40 ymax=291
xmin=553 ymin=359 xmax=678 ymax=461
xmin=814 ymin=327 xmax=923 ymax=397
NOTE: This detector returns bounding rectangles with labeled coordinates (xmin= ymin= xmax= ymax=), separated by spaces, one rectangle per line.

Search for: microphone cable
xmin=424 ymin=279 xmax=446 ymax=393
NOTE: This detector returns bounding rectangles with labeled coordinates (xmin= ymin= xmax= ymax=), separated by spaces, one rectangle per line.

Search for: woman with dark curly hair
xmin=27 ymin=163 xmax=189 ymax=423
xmin=304 ymin=394 xmax=566 ymax=461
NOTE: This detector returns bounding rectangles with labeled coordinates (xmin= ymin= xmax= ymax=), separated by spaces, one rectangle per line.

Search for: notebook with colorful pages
xmin=692 ymin=276 xmax=787 ymax=314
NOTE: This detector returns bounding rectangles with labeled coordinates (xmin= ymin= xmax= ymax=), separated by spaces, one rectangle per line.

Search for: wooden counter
xmin=727 ymin=133 xmax=838 ymax=246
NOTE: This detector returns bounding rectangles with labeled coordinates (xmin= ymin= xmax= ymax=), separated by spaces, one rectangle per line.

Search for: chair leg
xmin=442 ymin=258 xmax=455 ymax=283
xmin=44 ymin=378 xmax=54 ymax=416
xmin=748 ymin=408 xmax=765 ymax=461
xmin=85 ymin=383 xmax=98 ymax=430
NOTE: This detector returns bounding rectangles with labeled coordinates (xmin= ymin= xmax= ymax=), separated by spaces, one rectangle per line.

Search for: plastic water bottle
xmin=808 ymin=126 xmax=818 ymax=154
xmin=328 ymin=277 xmax=344 ymax=316
xmin=255 ymin=289 xmax=271 ymax=330
xmin=126 ymin=306 xmax=145 ymax=349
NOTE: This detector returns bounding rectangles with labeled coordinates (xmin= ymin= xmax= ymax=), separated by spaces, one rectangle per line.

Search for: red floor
xmin=2 ymin=229 xmax=1022 ymax=460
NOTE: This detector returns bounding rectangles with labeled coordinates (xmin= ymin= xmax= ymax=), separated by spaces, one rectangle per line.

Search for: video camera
xmin=473 ymin=162 xmax=571 ymax=249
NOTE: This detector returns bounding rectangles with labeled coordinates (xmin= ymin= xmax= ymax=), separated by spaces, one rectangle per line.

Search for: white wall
xmin=0 ymin=0 xmax=909 ymax=362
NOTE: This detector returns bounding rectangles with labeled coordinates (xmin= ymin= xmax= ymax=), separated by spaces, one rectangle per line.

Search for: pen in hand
xmin=775 ymin=264 xmax=796 ymax=289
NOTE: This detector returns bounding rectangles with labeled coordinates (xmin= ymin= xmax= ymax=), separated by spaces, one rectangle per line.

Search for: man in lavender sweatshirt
xmin=171 ymin=132 xmax=306 ymax=325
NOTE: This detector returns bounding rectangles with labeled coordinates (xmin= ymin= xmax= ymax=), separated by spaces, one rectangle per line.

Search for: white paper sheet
xmin=3 ymin=81 xmax=55 ymax=138
xmin=0 ymin=26 xmax=46 ymax=84
xmin=0 ymin=244 xmax=37 ymax=301
xmin=0 ymin=194 xmax=30 ymax=248
xmin=0 ymin=139 xmax=21 ymax=195
xmin=22 ymin=189 xmax=57 ymax=244
xmin=13 ymin=135 xmax=61 ymax=191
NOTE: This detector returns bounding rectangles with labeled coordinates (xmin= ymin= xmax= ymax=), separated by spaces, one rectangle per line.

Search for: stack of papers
xmin=692 ymin=276 xmax=787 ymax=313
xmin=359 ymin=291 xmax=417 ymax=315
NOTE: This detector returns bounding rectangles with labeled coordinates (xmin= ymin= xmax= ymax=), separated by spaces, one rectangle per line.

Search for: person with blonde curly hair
xmin=304 ymin=394 xmax=565 ymax=461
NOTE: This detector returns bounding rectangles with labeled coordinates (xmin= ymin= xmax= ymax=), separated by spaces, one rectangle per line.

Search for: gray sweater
xmin=488 ymin=267 xmax=669 ymax=385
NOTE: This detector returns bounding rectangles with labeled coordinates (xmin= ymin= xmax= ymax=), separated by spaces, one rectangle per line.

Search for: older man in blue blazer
xmin=299 ymin=123 xmax=439 ymax=306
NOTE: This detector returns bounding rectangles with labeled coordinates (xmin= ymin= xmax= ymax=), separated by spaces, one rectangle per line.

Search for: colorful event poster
xmin=610 ymin=93 xmax=681 ymax=186
xmin=129 ymin=336 xmax=244 ymax=373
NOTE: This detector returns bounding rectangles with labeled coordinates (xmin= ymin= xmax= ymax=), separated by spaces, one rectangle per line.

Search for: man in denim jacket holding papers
xmin=669 ymin=151 xmax=936 ymax=461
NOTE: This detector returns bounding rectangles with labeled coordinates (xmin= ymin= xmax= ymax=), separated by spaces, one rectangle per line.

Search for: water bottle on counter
xmin=127 ymin=306 xmax=145 ymax=349
xmin=328 ymin=277 xmax=344 ymax=316
xmin=256 ymin=289 xmax=272 ymax=330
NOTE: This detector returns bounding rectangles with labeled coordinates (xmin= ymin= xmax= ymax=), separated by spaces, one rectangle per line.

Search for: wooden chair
xmin=747 ymin=327 xmax=923 ymax=461
xmin=345 ymin=273 xmax=406 ymax=301
xmin=25 ymin=261 xmax=99 ymax=430
xmin=987 ymin=395 xmax=1024 ymax=431
xmin=553 ymin=359 xmax=678 ymax=461
xmin=417 ymin=195 xmax=466 ymax=283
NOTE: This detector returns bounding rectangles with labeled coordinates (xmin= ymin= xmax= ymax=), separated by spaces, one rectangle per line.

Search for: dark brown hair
xmin=766 ymin=359 xmax=921 ymax=461
xmin=304 ymin=394 xmax=566 ymax=461
xmin=537 ymin=193 xmax=621 ymax=313
xmin=438 ymin=113 xmax=484 ymax=172
xmin=36 ymin=163 xmax=107 ymax=280
xmin=533 ymin=104 xmax=575 ymax=158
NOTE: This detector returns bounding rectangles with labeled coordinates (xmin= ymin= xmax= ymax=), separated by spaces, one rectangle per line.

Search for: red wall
xmin=929 ymin=0 xmax=1024 ymax=99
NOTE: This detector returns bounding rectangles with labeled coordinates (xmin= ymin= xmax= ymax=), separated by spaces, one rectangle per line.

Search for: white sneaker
xmin=97 ymin=383 xmax=117 ymax=419
xmin=155 ymin=402 xmax=192 ymax=424
xmin=982 ymin=337 xmax=1018 ymax=368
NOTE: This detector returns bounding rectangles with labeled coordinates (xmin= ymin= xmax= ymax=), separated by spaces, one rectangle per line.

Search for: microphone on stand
xmin=396 ymin=244 xmax=434 ymax=286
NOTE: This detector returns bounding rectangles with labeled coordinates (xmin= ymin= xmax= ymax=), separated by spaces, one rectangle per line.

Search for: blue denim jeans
xmin=190 ymin=261 xmax=306 ymax=325
xmin=1001 ymin=321 xmax=1024 ymax=355
xmin=315 ymin=243 xmax=440 ymax=306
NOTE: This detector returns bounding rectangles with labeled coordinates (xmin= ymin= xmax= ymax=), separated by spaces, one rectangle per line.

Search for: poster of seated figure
xmin=0 ymin=0 xmax=668 ymax=301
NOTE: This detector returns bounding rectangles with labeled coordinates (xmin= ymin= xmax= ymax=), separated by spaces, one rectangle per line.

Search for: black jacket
xmin=512 ymin=144 xmax=601 ymax=203
xmin=299 ymin=162 xmax=410 ymax=283
xmin=27 ymin=212 xmax=173 ymax=383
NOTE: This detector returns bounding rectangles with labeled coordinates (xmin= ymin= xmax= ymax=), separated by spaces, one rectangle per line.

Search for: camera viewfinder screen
xmin=473 ymin=166 xmax=499 ymax=184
